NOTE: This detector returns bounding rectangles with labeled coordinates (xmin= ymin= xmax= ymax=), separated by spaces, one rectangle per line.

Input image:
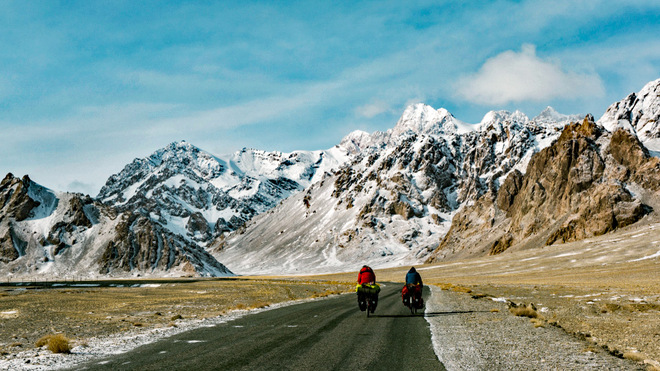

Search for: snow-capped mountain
xmin=597 ymin=78 xmax=660 ymax=151
xmin=98 ymin=141 xmax=351 ymax=246
xmin=0 ymin=140 xmax=353 ymax=279
xmin=3 ymin=79 xmax=659 ymax=278
xmin=213 ymin=103 xmax=583 ymax=274
xmin=429 ymin=113 xmax=660 ymax=262
xmin=0 ymin=173 xmax=232 ymax=279
xmin=532 ymin=106 xmax=583 ymax=126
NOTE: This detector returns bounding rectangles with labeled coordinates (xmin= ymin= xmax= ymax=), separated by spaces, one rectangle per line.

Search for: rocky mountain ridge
xmin=0 ymin=140 xmax=352 ymax=278
xmin=2 ymin=78 xmax=659 ymax=277
xmin=0 ymin=173 xmax=232 ymax=278
xmin=428 ymin=115 xmax=660 ymax=262
xmin=215 ymin=79 xmax=660 ymax=274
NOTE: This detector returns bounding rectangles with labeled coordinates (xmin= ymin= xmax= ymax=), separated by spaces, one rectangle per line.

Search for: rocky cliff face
xmin=0 ymin=173 xmax=232 ymax=278
xmin=428 ymin=115 xmax=660 ymax=262
xmin=598 ymin=78 xmax=660 ymax=148
xmin=214 ymin=104 xmax=582 ymax=274
xmin=4 ymin=79 xmax=659 ymax=277
xmin=98 ymin=141 xmax=350 ymax=246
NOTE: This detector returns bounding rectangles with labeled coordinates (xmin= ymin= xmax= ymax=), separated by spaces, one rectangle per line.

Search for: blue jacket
xmin=405 ymin=267 xmax=423 ymax=286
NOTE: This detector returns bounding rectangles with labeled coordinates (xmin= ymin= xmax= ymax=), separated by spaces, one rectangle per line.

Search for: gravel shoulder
xmin=425 ymin=286 xmax=643 ymax=370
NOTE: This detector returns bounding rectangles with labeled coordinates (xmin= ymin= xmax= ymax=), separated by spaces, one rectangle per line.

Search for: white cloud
xmin=455 ymin=44 xmax=605 ymax=105
xmin=354 ymin=100 xmax=392 ymax=118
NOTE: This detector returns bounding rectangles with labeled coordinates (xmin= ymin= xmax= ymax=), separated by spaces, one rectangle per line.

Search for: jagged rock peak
xmin=98 ymin=141 xmax=227 ymax=201
xmin=478 ymin=110 xmax=529 ymax=130
xmin=597 ymin=78 xmax=660 ymax=138
xmin=532 ymin=106 xmax=583 ymax=126
xmin=392 ymin=103 xmax=474 ymax=137
xmin=149 ymin=140 xmax=225 ymax=173
xmin=339 ymin=130 xmax=373 ymax=154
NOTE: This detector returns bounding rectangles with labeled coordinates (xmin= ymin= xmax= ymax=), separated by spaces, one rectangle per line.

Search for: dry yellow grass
xmin=35 ymin=334 xmax=71 ymax=354
xmin=530 ymin=318 xmax=546 ymax=328
xmin=509 ymin=304 xmax=539 ymax=319
xmin=0 ymin=277 xmax=353 ymax=359
xmin=622 ymin=351 xmax=646 ymax=362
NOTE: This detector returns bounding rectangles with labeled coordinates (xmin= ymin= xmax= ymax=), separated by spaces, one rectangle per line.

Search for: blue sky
xmin=1 ymin=0 xmax=659 ymax=195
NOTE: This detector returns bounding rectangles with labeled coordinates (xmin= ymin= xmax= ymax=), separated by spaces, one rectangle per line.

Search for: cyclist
xmin=402 ymin=267 xmax=423 ymax=308
xmin=356 ymin=265 xmax=379 ymax=312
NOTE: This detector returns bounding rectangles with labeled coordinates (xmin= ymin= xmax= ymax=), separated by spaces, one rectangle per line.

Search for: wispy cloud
xmin=354 ymin=100 xmax=393 ymax=118
xmin=455 ymin=44 xmax=605 ymax=106
xmin=1 ymin=1 xmax=658 ymax=193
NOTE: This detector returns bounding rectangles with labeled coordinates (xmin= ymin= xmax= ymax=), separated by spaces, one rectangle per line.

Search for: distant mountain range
xmin=1 ymin=78 xmax=658 ymax=278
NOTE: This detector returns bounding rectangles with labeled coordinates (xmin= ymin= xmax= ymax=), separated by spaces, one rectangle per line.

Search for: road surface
xmin=74 ymin=284 xmax=443 ymax=370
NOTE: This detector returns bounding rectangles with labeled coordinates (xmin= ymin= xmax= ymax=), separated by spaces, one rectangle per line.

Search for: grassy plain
xmin=0 ymin=278 xmax=352 ymax=358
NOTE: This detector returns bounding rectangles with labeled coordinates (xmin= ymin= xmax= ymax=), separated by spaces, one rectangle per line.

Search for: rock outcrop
xmin=0 ymin=173 xmax=232 ymax=278
xmin=214 ymin=104 xmax=583 ymax=274
xmin=428 ymin=115 xmax=659 ymax=262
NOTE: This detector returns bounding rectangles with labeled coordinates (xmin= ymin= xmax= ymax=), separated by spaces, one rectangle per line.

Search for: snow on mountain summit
xmin=532 ymin=106 xmax=583 ymax=126
xmin=215 ymin=102 xmax=589 ymax=274
xmin=339 ymin=130 xmax=373 ymax=155
xmin=598 ymin=78 xmax=660 ymax=151
xmin=98 ymin=140 xmax=352 ymax=249
xmin=392 ymin=103 xmax=475 ymax=137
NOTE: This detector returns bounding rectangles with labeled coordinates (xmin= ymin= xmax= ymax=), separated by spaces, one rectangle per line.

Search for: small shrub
xmin=36 ymin=334 xmax=72 ymax=354
xmin=622 ymin=351 xmax=645 ymax=362
xmin=48 ymin=334 xmax=72 ymax=354
xmin=490 ymin=308 xmax=500 ymax=313
xmin=35 ymin=335 xmax=50 ymax=348
xmin=170 ymin=314 xmax=183 ymax=321
xmin=530 ymin=318 xmax=546 ymax=328
xmin=249 ymin=301 xmax=270 ymax=309
xmin=133 ymin=322 xmax=143 ymax=327
xmin=509 ymin=304 xmax=539 ymax=319
xmin=9 ymin=342 xmax=22 ymax=348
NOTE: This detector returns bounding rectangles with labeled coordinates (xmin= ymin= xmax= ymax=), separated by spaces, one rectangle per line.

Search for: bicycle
xmin=357 ymin=283 xmax=380 ymax=317
xmin=402 ymin=283 xmax=423 ymax=315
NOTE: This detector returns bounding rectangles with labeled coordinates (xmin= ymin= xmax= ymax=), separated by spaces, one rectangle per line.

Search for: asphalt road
xmin=74 ymin=284 xmax=443 ymax=370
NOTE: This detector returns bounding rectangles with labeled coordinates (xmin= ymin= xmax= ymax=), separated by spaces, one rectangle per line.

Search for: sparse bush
xmin=530 ymin=318 xmax=546 ymax=328
xmin=170 ymin=314 xmax=183 ymax=321
xmin=622 ymin=351 xmax=645 ymax=362
xmin=250 ymin=301 xmax=270 ymax=309
xmin=509 ymin=303 xmax=539 ymax=318
xmin=35 ymin=335 xmax=50 ymax=348
xmin=490 ymin=308 xmax=500 ymax=313
xmin=133 ymin=322 xmax=143 ymax=327
xmin=36 ymin=334 xmax=72 ymax=354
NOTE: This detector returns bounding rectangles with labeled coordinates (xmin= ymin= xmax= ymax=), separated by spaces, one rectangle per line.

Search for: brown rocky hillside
xmin=428 ymin=115 xmax=660 ymax=262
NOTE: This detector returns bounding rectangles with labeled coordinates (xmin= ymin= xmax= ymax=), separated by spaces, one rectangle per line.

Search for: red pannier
xmin=402 ymin=284 xmax=423 ymax=309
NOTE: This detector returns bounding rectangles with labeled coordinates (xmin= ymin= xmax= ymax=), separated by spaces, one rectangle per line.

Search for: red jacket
xmin=357 ymin=266 xmax=376 ymax=285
